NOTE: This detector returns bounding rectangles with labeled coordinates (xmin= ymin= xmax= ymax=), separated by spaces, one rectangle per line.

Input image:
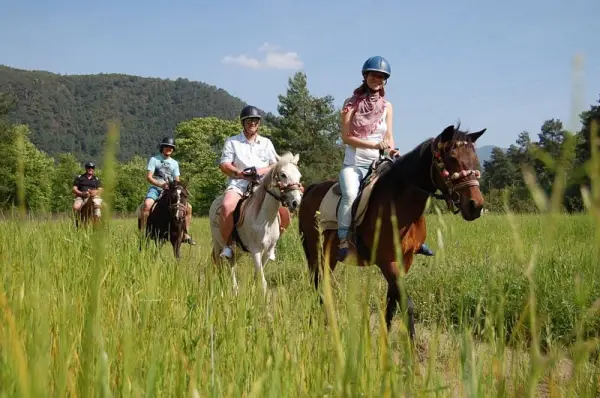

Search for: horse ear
xmin=439 ymin=125 xmax=455 ymax=143
xmin=292 ymin=153 xmax=299 ymax=165
xmin=468 ymin=128 xmax=486 ymax=142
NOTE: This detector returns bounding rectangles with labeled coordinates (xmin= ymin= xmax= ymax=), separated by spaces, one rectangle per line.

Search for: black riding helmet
xmin=240 ymin=105 xmax=261 ymax=124
xmin=84 ymin=161 xmax=96 ymax=169
xmin=159 ymin=137 xmax=176 ymax=150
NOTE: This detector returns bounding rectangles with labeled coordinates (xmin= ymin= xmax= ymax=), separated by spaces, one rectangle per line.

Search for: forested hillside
xmin=0 ymin=65 xmax=250 ymax=161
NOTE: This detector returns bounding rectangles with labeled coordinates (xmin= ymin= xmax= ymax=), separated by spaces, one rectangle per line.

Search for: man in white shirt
xmin=218 ymin=105 xmax=279 ymax=258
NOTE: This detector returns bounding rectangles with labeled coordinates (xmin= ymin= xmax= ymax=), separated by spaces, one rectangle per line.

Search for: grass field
xmin=1 ymin=209 xmax=599 ymax=397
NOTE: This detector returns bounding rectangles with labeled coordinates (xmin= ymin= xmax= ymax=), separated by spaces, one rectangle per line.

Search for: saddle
xmin=317 ymin=154 xmax=395 ymax=240
xmin=226 ymin=168 xmax=291 ymax=252
xmin=231 ymin=180 xmax=258 ymax=252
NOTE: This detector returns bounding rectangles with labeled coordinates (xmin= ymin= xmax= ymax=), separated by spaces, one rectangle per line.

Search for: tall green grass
xmin=1 ymin=122 xmax=599 ymax=396
xmin=1 ymin=212 xmax=599 ymax=396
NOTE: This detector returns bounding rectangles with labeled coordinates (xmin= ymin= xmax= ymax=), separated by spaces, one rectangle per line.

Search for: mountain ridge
xmin=0 ymin=65 xmax=251 ymax=162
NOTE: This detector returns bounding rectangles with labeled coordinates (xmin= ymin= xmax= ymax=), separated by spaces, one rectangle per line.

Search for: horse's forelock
xmin=262 ymin=152 xmax=295 ymax=186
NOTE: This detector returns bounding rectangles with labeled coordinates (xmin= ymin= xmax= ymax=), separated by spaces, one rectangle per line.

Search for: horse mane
xmin=248 ymin=152 xmax=296 ymax=217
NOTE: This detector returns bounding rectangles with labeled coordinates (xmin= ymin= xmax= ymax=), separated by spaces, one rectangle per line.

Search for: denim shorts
xmin=146 ymin=185 xmax=162 ymax=200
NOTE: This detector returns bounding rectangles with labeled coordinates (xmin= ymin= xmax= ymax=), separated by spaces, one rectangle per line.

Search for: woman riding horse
xmin=337 ymin=56 xmax=434 ymax=261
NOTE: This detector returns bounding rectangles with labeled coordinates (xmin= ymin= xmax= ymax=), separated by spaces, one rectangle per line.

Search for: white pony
xmin=208 ymin=152 xmax=303 ymax=295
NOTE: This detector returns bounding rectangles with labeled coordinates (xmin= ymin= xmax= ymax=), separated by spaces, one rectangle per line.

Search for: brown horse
xmin=75 ymin=194 xmax=102 ymax=228
xmin=298 ymin=124 xmax=486 ymax=340
xmin=138 ymin=180 xmax=190 ymax=259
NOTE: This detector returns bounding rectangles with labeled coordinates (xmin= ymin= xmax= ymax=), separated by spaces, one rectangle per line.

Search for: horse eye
xmin=281 ymin=173 xmax=287 ymax=179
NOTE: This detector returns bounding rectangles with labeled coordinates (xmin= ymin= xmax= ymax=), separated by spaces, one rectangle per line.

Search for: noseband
xmin=264 ymin=175 xmax=303 ymax=207
xmin=429 ymin=140 xmax=481 ymax=214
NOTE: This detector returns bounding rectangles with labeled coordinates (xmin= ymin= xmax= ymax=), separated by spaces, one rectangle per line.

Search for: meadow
xmin=1 ymin=209 xmax=599 ymax=397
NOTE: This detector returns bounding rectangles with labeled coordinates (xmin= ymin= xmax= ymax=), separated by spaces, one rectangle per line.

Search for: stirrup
xmin=337 ymin=239 xmax=350 ymax=261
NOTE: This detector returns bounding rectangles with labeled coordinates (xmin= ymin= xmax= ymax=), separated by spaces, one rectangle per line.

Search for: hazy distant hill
xmin=0 ymin=65 xmax=250 ymax=162
xmin=476 ymin=145 xmax=501 ymax=164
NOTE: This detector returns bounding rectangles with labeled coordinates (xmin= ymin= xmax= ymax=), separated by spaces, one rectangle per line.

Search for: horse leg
xmin=211 ymin=245 xmax=219 ymax=265
xmin=262 ymin=247 xmax=274 ymax=268
xmin=318 ymin=230 xmax=340 ymax=287
xmin=251 ymin=252 xmax=268 ymax=295
xmin=379 ymin=261 xmax=416 ymax=341
xmin=172 ymin=239 xmax=181 ymax=259
xmin=305 ymin=230 xmax=339 ymax=307
xmin=210 ymin=243 xmax=232 ymax=295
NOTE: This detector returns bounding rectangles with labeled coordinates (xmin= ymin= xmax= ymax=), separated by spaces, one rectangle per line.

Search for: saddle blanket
xmin=317 ymin=172 xmax=382 ymax=231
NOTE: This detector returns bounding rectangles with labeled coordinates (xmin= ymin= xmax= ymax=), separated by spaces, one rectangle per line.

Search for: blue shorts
xmin=146 ymin=186 xmax=162 ymax=201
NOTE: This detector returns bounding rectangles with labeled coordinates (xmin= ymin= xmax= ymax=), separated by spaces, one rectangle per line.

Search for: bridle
xmin=167 ymin=185 xmax=188 ymax=221
xmin=244 ymin=166 xmax=304 ymax=207
xmin=265 ymin=178 xmax=303 ymax=206
xmin=428 ymin=139 xmax=481 ymax=214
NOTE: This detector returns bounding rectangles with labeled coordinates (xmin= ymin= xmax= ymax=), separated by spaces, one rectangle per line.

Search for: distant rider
xmin=140 ymin=137 xmax=196 ymax=245
xmin=72 ymin=161 xmax=103 ymax=215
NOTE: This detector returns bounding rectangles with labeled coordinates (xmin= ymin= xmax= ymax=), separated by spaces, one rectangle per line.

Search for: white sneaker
xmin=220 ymin=246 xmax=233 ymax=259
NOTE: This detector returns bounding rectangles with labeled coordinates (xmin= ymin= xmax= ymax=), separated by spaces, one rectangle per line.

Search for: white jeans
xmin=337 ymin=165 xmax=369 ymax=240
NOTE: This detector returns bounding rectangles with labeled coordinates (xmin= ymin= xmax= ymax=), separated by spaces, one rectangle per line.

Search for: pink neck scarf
xmin=343 ymin=89 xmax=386 ymax=138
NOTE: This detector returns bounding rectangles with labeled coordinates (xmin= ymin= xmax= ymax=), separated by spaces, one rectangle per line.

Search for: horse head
xmin=265 ymin=152 xmax=303 ymax=212
xmin=430 ymin=124 xmax=486 ymax=220
xmin=165 ymin=180 xmax=189 ymax=222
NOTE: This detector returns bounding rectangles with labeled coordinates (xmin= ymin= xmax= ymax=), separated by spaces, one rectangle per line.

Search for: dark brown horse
xmin=75 ymin=194 xmax=102 ymax=228
xmin=298 ymin=124 xmax=486 ymax=340
xmin=138 ymin=180 xmax=190 ymax=259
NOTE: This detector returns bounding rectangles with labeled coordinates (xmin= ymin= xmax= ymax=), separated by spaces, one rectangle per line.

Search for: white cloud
xmin=221 ymin=55 xmax=262 ymax=69
xmin=222 ymin=42 xmax=303 ymax=70
xmin=264 ymin=51 xmax=303 ymax=69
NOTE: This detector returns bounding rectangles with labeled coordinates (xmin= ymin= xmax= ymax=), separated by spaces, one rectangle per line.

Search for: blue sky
xmin=1 ymin=0 xmax=598 ymax=152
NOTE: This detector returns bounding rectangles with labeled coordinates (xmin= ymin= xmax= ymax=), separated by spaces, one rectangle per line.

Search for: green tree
xmin=504 ymin=131 xmax=534 ymax=188
xmin=575 ymin=96 xmax=600 ymax=168
xmin=114 ymin=155 xmax=148 ymax=214
xmin=0 ymin=124 xmax=53 ymax=212
xmin=481 ymin=147 xmax=517 ymax=191
xmin=564 ymin=97 xmax=600 ymax=211
xmin=51 ymin=153 xmax=81 ymax=212
xmin=268 ymin=71 xmax=344 ymax=184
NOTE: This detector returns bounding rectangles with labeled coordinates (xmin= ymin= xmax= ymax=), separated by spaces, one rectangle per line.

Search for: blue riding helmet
xmin=362 ymin=56 xmax=391 ymax=78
